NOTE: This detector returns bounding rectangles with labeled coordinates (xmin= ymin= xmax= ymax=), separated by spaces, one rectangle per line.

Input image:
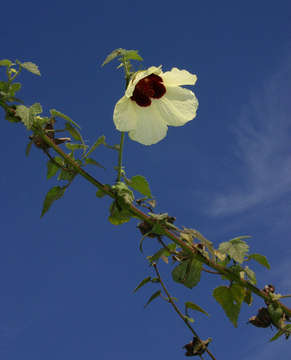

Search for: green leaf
xmin=185 ymin=301 xmax=209 ymax=317
xmin=139 ymin=233 xmax=148 ymax=254
xmin=243 ymin=289 xmax=253 ymax=305
xmin=218 ymin=238 xmax=250 ymax=264
xmin=0 ymin=81 xmax=9 ymax=92
xmin=30 ymin=102 xmax=42 ymax=115
xmin=96 ymin=189 xmax=106 ymax=198
xmin=41 ymin=186 xmax=66 ymax=217
xmin=47 ymin=160 xmax=61 ymax=179
xmin=183 ymin=315 xmax=194 ymax=323
xmin=64 ymin=122 xmax=83 ymax=142
xmin=84 ymin=157 xmax=105 ymax=169
xmin=148 ymin=243 xmax=176 ymax=263
xmin=15 ymin=105 xmax=31 ymax=128
xmin=126 ymin=175 xmax=152 ymax=198
xmin=65 ymin=143 xmax=88 ymax=151
xmin=102 ymin=48 xmax=125 ymax=66
xmin=10 ymin=82 xmax=21 ymax=94
xmin=213 ymin=284 xmax=245 ymax=327
xmin=268 ymin=303 xmax=284 ymax=325
xmin=83 ymin=135 xmax=106 ymax=159
xmin=0 ymin=59 xmax=13 ymax=67
xmin=269 ymin=329 xmax=286 ymax=342
xmin=57 ymin=169 xmax=76 ymax=182
xmin=133 ymin=276 xmax=152 ymax=293
xmin=244 ymin=266 xmax=256 ymax=285
xmin=19 ymin=61 xmax=41 ymax=76
xmin=113 ymin=182 xmax=134 ymax=206
xmin=15 ymin=103 xmax=42 ymax=129
xmin=124 ymin=50 xmax=143 ymax=61
xmin=102 ymin=48 xmax=143 ymax=67
xmin=144 ymin=290 xmax=161 ymax=308
xmin=269 ymin=325 xmax=291 ymax=342
xmin=247 ymin=254 xmax=270 ymax=269
xmin=25 ymin=140 xmax=33 ymax=157
xmin=108 ymin=200 xmax=131 ymax=225
xmin=50 ymin=109 xmax=80 ymax=129
xmin=172 ymin=258 xmax=202 ymax=289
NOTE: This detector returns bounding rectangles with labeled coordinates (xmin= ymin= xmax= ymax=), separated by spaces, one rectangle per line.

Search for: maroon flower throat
xmin=131 ymin=74 xmax=166 ymax=107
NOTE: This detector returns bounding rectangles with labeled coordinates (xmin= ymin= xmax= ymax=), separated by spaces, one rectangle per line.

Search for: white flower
xmin=113 ymin=66 xmax=198 ymax=145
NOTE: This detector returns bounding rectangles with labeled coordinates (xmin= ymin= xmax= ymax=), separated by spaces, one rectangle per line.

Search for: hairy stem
xmin=37 ymin=131 xmax=291 ymax=319
xmin=117 ymin=132 xmax=125 ymax=182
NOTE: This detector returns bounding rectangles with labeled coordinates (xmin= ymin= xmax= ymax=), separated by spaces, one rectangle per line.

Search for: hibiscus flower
xmin=113 ymin=66 xmax=198 ymax=145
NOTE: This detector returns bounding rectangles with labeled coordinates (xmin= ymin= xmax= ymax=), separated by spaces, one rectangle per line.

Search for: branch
xmin=38 ymin=131 xmax=291 ymax=319
xmin=153 ymin=263 xmax=216 ymax=360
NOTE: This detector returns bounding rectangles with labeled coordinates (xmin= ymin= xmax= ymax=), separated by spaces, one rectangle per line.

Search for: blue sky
xmin=1 ymin=0 xmax=291 ymax=359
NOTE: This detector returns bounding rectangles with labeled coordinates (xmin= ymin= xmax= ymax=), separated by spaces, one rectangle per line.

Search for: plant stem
xmin=117 ymin=132 xmax=125 ymax=182
xmin=38 ymin=131 xmax=291 ymax=319
xmin=153 ymin=263 xmax=216 ymax=360
xmin=116 ymin=57 xmax=132 ymax=183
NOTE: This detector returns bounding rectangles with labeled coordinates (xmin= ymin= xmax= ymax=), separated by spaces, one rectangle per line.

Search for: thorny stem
xmin=153 ymin=263 xmax=216 ymax=360
xmin=38 ymin=132 xmax=291 ymax=319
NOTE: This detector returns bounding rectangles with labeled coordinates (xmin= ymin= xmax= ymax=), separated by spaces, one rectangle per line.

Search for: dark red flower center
xmin=131 ymin=73 xmax=166 ymax=107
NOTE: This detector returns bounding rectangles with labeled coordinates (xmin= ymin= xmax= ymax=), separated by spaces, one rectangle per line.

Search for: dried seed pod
xmin=248 ymin=307 xmax=272 ymax=328
xmin=183 ymin=337 xmax=211 ymax=357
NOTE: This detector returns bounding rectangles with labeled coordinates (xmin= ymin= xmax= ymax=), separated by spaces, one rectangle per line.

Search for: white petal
xmin=125 ymin=66 xmax=162 ymax=98
xmin=162 ymin=68 xmax=197 ymax=86
xmin=154 ymin=86 xmax=198 ymax=126
xmin=128 ymin=105 xmax=168 ymax=145
xmin=113 ymin=96 xmax=138 ymax=131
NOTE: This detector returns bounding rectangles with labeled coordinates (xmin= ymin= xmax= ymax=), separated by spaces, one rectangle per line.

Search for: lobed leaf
xmin=15 ymin=105 xmax=31 ymax=129
xmin=15 ymin=103 xmax=43 ymax=129
xmin=218 ymin=238 xmax=249 ymax=264
xmin=172 ymin=258 xmax=202 ymax=289
xmin=19 ymin=61 xmax=41 ymax=76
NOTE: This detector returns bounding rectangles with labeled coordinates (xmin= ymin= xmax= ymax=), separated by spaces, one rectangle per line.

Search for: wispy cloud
xmin=209 ymin=58 xmax=291 ymax=216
